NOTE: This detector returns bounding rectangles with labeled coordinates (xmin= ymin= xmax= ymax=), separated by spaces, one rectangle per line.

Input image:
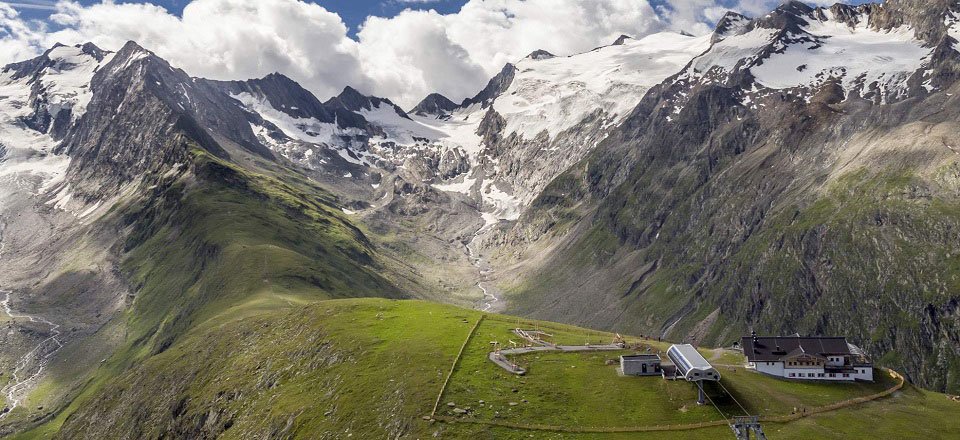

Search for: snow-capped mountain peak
xmin=459 ymin=63 xmax=517 ymax=109
xmin=526 ymin=49 xmax=556 ymax=60
xmin=712 ymin=12 xmax=751 ymax=43
xmin=1 ymin=42 xmax=115 ymax=138
xmin=612 ymin=35 xmax=633 ymax=46
xmin=0 ymin=42 xmax=116 ymax=197
xmin=405 ymin=31 xmax=716 ymax=221
xmin=409 ymin=93 xmax=458 ymax=117
xmin=325 ymin=86 xmax=409 ymax=120
xmin=676 ymin=0 xmax=960 ymax=107
xmin=490 ymin=31 xmax=711 ymax=140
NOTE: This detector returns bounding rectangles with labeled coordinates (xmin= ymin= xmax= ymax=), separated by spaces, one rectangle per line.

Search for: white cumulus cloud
xmin=0 ymin=0 xmax=806 ymax=108
xmin=0 ymin=3 xmax=51 ymax=64
xmin=357 ymin=0 xmax=666 ymax=106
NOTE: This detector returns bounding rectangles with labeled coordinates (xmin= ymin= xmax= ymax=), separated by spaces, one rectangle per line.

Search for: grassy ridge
xmin=49 ymin=300 xmax=473 ymax=439
xmin=14 ymin=298 xmax=954 ymax=439
xmin=121 ymin=149 xmax=403 ymax=357
xmin=8 ymin=148 xmax=405 ymax=437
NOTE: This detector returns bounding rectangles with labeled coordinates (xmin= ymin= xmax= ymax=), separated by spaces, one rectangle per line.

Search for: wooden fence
xmin=431 ymin=314 xmax=486 ymax=417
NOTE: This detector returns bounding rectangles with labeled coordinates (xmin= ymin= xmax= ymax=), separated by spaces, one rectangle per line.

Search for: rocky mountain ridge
xmin=3 ymin=4 xmax=960 ymax=434
xmin=499 ymin=0 xmax=960 ymax=393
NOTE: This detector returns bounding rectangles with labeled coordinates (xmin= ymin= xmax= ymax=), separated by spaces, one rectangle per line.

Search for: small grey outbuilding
xmin=620 ymin=354 xmax=662 ymax=376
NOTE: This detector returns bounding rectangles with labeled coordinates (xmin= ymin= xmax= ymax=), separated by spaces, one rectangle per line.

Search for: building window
xmin=843 ymin=373 xmax=850 ymax=378
xmin=789 ymin=373 xmax=795 ymax=377
xmin=818 ymin=373 xmax=824 ymax=377
xmin=829 ymin=373 xmax=835 ymax=377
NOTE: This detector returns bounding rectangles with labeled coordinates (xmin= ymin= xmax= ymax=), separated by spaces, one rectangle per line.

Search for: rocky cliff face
xmin=0 ymin=40 xmax=410 ymax=432
xmin=409 ymin=93 xmax=458 ymax=117
xmin=502 ymin=0 xmax=960 ymax=393
xmin=58 ymin=41 xmax=283 ymax=199
xmin=410 ymin=31 xmax=714 ymax=226
xmin=1 ymin=43 xmax=111 ymax=141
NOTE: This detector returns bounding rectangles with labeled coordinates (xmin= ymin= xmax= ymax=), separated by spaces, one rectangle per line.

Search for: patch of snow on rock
xmin=40 ymin=46 xmax=116 ymax=124
xmin=751 ymin=18 xmax=930 ymax=101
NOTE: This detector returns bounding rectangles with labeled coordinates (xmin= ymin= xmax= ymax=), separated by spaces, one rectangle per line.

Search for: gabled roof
xmin=783 ymin=347 xmax=827 ymax=361
xmin=742 ymin=335 xmax=852 ymax=362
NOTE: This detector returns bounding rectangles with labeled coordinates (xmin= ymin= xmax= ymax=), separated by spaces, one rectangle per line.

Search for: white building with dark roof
xmin=741 ymin=332 xmax=873 ymax=382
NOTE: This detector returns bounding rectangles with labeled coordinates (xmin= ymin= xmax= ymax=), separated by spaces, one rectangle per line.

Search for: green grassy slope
xmin=119 ymin=149 xmax=403 ymax=358
xmin=11 ymin=298 xmax=956 ymax=439
xmin=509 ymin=157 xmax=960 ymax=395
xmin=447 ymin=383 xmax=960 ymax=440
xmin=41 ymin=300 xmax=469 ymax=439
xmin=441 ymin=316 xmax=896 ymax=431
xmin=706 ymin=168 xmax=960 ymax=392
xmin=3 ymin=147 xmax=407 ymax=436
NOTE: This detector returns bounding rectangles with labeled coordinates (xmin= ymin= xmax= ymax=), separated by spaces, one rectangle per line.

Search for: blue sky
xmin=318 ymin=0 xmax=466 ymax=34
xmin=3 ymin=0 xmax=471 ymax=35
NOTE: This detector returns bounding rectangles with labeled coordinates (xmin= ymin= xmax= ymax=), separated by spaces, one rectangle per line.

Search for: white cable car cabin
xmin=667 ymin=344 xmax=721 ymax=382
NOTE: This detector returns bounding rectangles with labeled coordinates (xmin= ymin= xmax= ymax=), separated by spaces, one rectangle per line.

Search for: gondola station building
xmin=741 ymin=333 xmax=873 ymax=382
